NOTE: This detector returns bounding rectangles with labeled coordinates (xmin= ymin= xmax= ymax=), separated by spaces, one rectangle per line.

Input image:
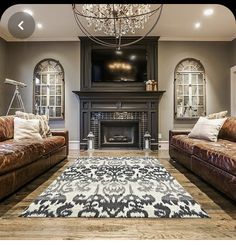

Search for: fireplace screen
xmin=99 ymin=120 xmax=140 ymax=148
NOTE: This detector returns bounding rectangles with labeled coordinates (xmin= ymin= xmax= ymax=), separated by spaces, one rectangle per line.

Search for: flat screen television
xmin=91 ymin=48 xmax=147 ymax=83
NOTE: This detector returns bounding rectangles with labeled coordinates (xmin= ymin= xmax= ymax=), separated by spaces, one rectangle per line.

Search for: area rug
xmin=20 ymin=157 xmax=209 ymax=218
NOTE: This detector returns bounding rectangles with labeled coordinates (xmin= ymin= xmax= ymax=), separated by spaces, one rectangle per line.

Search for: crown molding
xmin=0 ymin=36 xmax=80 ymax=42
xmin=159 ymin=36 xmax=235 ymax=42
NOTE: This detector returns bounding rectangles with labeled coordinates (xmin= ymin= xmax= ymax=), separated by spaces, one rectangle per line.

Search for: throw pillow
xmin=207 ymin=110 xmax=228 ymax=119
xmin=15 ymin=111 xmax=51 ymax=138
xmin=188 ymin=116 xmax=227 ymax=142
xmin=14 ymin=117 xmax=42 ymax=141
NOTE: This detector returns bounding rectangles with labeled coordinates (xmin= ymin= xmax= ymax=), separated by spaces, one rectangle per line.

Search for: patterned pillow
xmin=207 ymin=110 xmax=228 ymax=119
xmin=15 ymin=111 xmax=51 ymax=138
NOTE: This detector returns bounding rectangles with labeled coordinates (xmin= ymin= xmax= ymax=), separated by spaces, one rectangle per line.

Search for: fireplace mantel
xmin=73 ymin=91 xmax=165 ymax=100
xmin=73 ymin=90 xmax=165 ymax=150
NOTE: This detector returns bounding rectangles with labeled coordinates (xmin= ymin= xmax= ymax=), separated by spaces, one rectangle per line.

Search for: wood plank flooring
xmin=0 ymin=150 xmax=235 ymax=240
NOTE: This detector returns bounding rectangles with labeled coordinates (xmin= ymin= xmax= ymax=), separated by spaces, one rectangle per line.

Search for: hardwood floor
xmin=0 ymin=150 xmax=235 ymax=240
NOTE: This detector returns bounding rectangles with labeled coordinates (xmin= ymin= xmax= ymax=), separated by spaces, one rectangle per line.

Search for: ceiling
xmin=0 ymin=4 xmax=235 ymax=42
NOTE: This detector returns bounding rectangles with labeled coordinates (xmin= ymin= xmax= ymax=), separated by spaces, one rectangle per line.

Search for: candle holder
xmin=144 ymin=131 xmax=151 ymax=151
xmin=87 ymin=131 xmax=95 ymax=151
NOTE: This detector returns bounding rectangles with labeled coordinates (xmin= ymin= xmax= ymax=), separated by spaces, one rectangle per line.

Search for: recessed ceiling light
xmin=194 ymin=22 xmax=201 ymax=29
xmin=23 ymin=9 xmax=33 ymax=16
xmin=37 ymin=23 xmax=43 ymax=29
xmin=203 ymin=8 xmax=214 ymax=16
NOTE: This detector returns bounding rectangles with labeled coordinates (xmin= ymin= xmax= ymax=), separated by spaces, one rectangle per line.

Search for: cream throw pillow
xmin=188 ymin=117 xmax=227 ymax=142
xmin=15 ymin=111 xmax=51 ymax=138
xmin=14 ymin=117 xmax=42 ymax=141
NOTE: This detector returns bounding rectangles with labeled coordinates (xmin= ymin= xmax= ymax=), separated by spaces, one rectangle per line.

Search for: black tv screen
xmin=91 ymin=48 xmax=147 ymax=83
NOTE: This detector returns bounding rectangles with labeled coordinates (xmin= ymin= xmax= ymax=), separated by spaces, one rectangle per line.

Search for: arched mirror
xmin=33 ymin=59 xmax=65 ymax=119
xmin=174 ymin=58 xmax=206 ymax=119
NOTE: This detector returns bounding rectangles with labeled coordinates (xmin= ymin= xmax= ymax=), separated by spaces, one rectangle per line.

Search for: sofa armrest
xmin=169 ymin=129 xmax=191 ymax=143
xmin=51 ymin=129 xmax=69 ymax=156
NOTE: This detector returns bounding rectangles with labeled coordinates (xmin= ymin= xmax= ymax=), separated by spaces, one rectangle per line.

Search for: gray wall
xmin=0 ymin=37 xmax=7 ymax=115
xmin=5 ymin=41 xmax=80 ymax=141
xmin=231 ymin=38 xmax=236 ymax=66
xmin=2 ymin=39 xmax=235 ymax=142
xmin=158 ymin=41 xmax=232 ymax=140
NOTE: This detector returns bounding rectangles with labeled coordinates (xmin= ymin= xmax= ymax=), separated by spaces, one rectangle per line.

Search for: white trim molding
xmin=69 ymin=141 xmax=80 ymax=150
xmin=69 ymin=141 xmax=169 ymax=150
xmin=230 ymin=65 xmax=236 ymax=116
xmin=158 ymin=141 xmax=169 ymax=150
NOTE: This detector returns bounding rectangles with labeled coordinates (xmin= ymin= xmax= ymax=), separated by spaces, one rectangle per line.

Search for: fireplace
xmin=73 ymin=91 xmax=165 ymax=150
xmin=73 ymin=37 xmax=165 ymax=150
xmin=99 ymin=120 xmax=140 ymax=149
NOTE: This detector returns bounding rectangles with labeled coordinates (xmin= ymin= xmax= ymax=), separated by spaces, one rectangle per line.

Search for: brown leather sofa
xmin=169 ymin=117 xmax=236 ymax=202
xmin=0 ymin=116 xmax=69 ymax=200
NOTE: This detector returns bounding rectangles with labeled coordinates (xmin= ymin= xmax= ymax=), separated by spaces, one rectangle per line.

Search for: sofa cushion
xmin=14 ymin=117 xmax=42 ymax=141
xmin=15 ymin=111 xmax=52 ymax=138
xmin=188 ymin=117 xmax=226 ymax=142
xmin=193 ymin=139 xmax=236 ymax=175
xmin=42 ymin=136 xmax=65 ymax=155
xmin=219 ymin=117 xmax=236 ymax=142
xmin=0 ymin=139 xmax=44 ymax=175
xmin=171 ymin=134 xmax=206 ymax=154
xmin=0 ymin=116 xmax=14 ymax=142
xmin=207 ymin=110 xmax=228 ymax=119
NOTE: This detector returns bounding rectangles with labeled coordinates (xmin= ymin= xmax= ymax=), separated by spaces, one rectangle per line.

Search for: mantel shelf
xmin=73 ymin=90 xmax=166 ymax=100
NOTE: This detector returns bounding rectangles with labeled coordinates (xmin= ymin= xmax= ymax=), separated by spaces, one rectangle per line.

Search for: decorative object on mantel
xmin=145 ymin=80 xmax=158 ymax=91
xmin=20 ymin=157 xmax=209 ymax=218
xmin=145 ymin=80 xmax=153 ymax=91
xmin=144 ymin=131 xmax=151 ymax=151
xmin=152 ymin=81 xmax=158 ymax=91
xmin=87 ymin=131 xmax=95 ymax=151
xmin=72 ymin=4 xmax=163 ymax=50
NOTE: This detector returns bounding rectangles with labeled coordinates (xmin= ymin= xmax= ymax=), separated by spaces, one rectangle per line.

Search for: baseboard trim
xmin=69 ymin=141 xmax=80 ymax=150
xmin=158 ymin=141 xmax=169 ymax=150
xmin=69 ymin=141 xmax=169 ymax=150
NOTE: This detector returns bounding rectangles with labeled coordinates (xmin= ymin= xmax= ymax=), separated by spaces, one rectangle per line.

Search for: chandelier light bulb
xmin=82 ymin=4 xmax=152 ymax=37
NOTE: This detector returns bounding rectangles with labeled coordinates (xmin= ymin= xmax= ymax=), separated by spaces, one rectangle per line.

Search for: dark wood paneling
xmin=77 ymin=36 xmax=163 ymax=150
xmin=91 ymin=102 xmax=118 ymax=110
xmin=80 ymin=36 xmax=159 ymax=92
xmin=121 ymin=102 xmax=148 ymax=109
xmin=74 ymin=91 xmax=165 ymax=150
xmin=81 ymin=111 xmax=90 ymax=141
xmin=73 ymin=91 xmax=165 ymax=100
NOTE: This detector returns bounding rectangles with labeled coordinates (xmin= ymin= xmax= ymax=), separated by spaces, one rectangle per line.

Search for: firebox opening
xmin=99 ymin=120 xmax=140 ymax=149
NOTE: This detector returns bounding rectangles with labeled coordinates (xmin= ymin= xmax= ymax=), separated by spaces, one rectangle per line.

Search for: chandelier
xmin=72 ymin=4 xmax=163 ymax=50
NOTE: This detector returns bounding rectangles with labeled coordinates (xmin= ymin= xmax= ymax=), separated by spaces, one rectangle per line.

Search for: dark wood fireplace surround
xmin=73 ymin=37 xmax=165 ymax=150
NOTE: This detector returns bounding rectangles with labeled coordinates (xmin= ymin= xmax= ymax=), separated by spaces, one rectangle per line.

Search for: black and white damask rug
xmin=20 ymin=157 xmax=209 ymax=218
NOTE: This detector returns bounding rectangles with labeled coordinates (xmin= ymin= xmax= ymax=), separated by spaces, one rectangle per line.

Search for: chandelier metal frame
xmin=72 ymin=4 xmax=163 ymax=49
